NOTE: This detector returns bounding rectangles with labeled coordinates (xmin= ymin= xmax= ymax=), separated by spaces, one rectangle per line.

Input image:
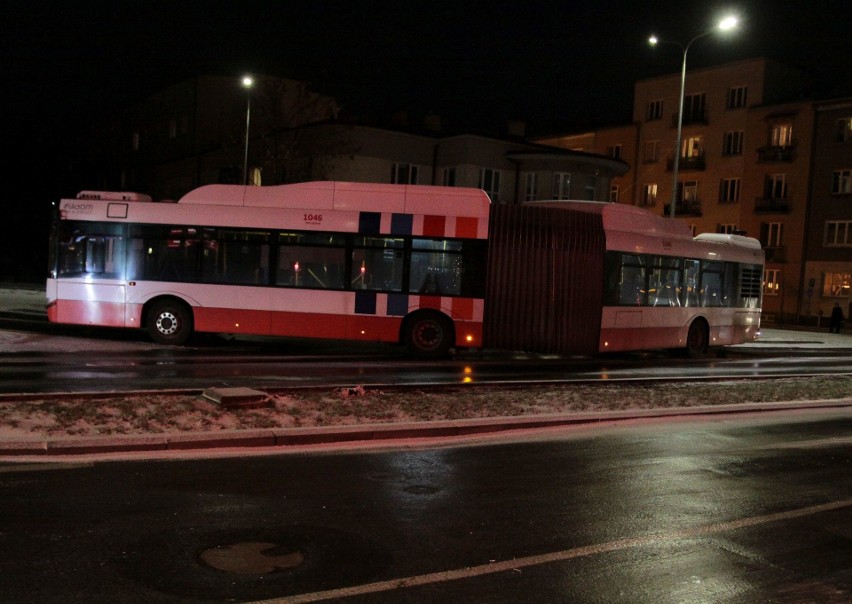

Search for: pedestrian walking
xmin=829 ymin=302 xmax=845 ymax=333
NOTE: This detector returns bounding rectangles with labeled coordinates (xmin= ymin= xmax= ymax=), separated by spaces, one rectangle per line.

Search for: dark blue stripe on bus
xmin=354 ymin=291 xmax=377 ymax=315
xmin=359 ymin=212 xmax=381 ymax=235
xmin=390 ymin=213 xmax=413 ymax=236
xmin=387 ymin=293 xmax=409 ymax=317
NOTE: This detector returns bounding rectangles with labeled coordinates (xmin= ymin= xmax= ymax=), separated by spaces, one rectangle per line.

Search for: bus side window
xmin=683 ymin=259 xmax=700 ymax=307
xmin=620 ymin=265 xmax=645 ymax=305
xmin=58 ymin=223 xmax=125 ymax=279
xmin=352 ymin=237 xmax=404 ymax=292
xmin=700 ymin=261 xmax=725 ymax=307
xmin=278 ymin=245 xmax=345 ymax=289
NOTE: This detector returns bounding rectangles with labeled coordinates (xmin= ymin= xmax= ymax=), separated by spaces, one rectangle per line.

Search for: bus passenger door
xmin=58 ymin=234 xmax=128 ymax=327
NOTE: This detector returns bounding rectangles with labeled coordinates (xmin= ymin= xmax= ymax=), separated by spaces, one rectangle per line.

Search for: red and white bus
xmin=47 ymin=182 xmax=763 ymax=357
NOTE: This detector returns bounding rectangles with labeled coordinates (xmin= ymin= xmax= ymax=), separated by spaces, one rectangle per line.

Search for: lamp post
xmin=649 ymin=15 xmax=738 ymax=218
xmin=241 ymin=75 xmax=253 ymax=185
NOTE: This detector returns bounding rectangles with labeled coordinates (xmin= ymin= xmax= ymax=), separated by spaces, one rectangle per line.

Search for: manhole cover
xmin=200 ymin=542 xmax=304 ymax=575
xmin=403 ymin=484 xmax=440 ymax=495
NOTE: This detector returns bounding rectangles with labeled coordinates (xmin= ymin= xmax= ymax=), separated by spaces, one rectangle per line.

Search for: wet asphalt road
xmin=1 ymin=408 xmax=851 ymax=602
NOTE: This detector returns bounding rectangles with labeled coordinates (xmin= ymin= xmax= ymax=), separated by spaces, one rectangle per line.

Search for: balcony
xmin=666 ymin=155 xmax=706 ymax=171
xmin=672 ymin=112 xmax=708 ymax=127
xmin=755 ymin=197 xmax=791 ymax=213
xmin=763 ymin=246 xmax=788 ymax=262
xmin=663 ymin=201 xmax=702 ymax=217
xmin=757 ymin=145 xmax=795 ymax=162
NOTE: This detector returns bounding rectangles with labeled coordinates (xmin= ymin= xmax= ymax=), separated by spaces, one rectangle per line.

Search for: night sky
xmin=2 ymin=1 xmax=850 ymax=278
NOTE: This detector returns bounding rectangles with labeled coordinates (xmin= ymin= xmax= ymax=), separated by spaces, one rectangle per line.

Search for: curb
xmin=2 ymin=399 xmax=851 ymax=458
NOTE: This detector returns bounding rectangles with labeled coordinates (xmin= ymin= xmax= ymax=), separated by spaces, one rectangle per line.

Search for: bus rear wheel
xmin=685 ymin=319 xmax=709 ymax=358
xmin=404 ymin=312 xmax=454 ymax=359
xmin=147 ymin=299 xmax=193 ymax=345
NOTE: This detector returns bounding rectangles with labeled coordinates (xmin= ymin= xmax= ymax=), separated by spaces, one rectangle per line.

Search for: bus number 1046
xmin=303 ymin=213 xmax=322 ymax=223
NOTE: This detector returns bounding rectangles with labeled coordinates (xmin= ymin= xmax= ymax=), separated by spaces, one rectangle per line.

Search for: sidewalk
xmin=3 ymin=399 xmax=851 ymax=460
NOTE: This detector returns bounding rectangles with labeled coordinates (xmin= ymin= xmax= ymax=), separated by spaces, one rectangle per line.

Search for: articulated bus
xmin=47 ymin=182 xmax=763 ymax=357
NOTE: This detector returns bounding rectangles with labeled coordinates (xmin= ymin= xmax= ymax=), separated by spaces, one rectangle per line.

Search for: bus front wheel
xmin=147 ymin=299 xmax=193 ymax=345
xmin=403 ymin=312 xmax=454 ymax=359
xmin=685 ymin=319 xmax=709 ymax=358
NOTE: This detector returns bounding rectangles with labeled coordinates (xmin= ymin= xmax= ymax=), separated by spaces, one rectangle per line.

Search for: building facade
xmin=540 ymin=58 xmax=850 ymax=326
xmin=84 ymin=76 xmax=627 ymax=207
xmin=803 ymin=98 xmax=852 ymax=324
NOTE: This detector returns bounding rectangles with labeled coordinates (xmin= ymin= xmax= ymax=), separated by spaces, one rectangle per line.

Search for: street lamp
xmin=649 ymin=15 xmax=738 ymax=218
xmin=241 ymin=75 xmax=253 ymax=185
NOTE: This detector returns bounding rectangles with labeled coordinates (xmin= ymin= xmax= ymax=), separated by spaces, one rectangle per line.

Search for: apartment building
xmin=740 ymin=99 xmax=815 ymax=322
xmin=534 ymin=124 xmax=639 ymax=204
xmin=803 ymin=98 xmax=852 ymax=323
xmin=541 ymin=58 xmax=851 ymax=325
xmin=84 ymin=76 xmax=627 ymax=206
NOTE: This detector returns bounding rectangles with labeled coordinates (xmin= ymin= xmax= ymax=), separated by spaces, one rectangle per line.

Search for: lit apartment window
xmin=825 ymin=221 xmax=852 ymax=246
xmin=647 ymin=99 xmax=663 ymax=121
xmin=391 ymin=163 xmax=419 ymax=184
xmin=552 ymin=172 xmax=571 ymax=200
xmin=249 ymin=167 xmax=262 ymax=186
xmin=764 ymin=269 xmax=781 ymax=296
xmin=682 ymin=136 xmax=703 ymax=158
xmin=641 ymin=184 xmax=657 ymax=206
xmin=836 ymin=118 xmax=852 ymax=142
xmin=524 ymin=173 xmax=538 ymax=201
xmin=771 ymin=123 xmax=793 ymax=147
xmin=822 ymin=272 xmax=851 ymax=297
xmin=610 ymin=184 xmax=619 ymax=203
xmin=644 ymin=140 xmax=659 ymax=163
xmin=727 ymin=86 xmax=747 ymax=109
xmin=442 ymin=167 xmax=456 ymax=186
xmin=677 ymin=180 xmax=699 ymax=204
xmin=479 ymin=168 xmax=501 ymax=202
xmin=832 ymin=169 xmax=852 ymax=195
xmin=723 ymin=131 xmax=744 ymax=156
xmin=719 ymin=178 xmax=740 ymax=203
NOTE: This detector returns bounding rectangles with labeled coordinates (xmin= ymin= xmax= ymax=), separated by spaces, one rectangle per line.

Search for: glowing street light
xmin=649 ymin=15 xmax=739 ymax=218
xmin=241 ymin=75 xmax=253 ymax=186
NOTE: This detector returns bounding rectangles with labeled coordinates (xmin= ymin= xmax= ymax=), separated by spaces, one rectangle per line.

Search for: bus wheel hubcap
xmin=157 ymin=312 xmax=178 ymax=335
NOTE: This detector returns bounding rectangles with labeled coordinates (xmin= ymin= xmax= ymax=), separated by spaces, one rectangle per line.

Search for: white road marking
xmin=260 ymin=498 xmax=852 ymax=604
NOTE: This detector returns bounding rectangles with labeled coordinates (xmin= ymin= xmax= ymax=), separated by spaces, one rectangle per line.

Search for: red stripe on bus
xmin=422 ymin=215 xmax=446 ymax=237
xmin=52 ymin=299 xmax=482 ymax=347
xmin=418 ymin=295 xmax=442 ymax=310
xmin=451 ymin=297 xmax=475 ymax=321
xmin=455 ymin=216 xmax=479 ymax=239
